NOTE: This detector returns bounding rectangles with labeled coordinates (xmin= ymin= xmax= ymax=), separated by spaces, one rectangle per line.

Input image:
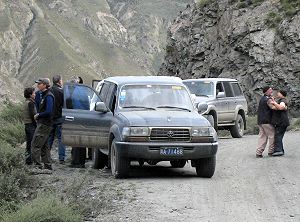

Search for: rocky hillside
xmin=0 ymin=0 xmax=192 ymax=105
xmin=160 ymin=0 xmax=300 ymax=115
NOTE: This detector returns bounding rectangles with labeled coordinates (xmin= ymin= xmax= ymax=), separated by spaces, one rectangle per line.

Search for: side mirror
xmin=95 ymin=102 xmax=108 ymax=113
xmin=217 ymin=92 xmax=225 ymax=98
xmin=197 ymin=102 xmax=208 ymax=115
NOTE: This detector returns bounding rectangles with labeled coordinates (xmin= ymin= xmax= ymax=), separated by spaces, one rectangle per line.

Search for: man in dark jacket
xmin=48 ymin=75 xmax=66 ymax=164
xmin=256 ymin=86 xmax=275 ymax=158
xmin=31 ymin=78 xmax=54 ymax=170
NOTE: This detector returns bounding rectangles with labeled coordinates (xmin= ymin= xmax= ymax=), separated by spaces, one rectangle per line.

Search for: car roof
xmin=183 ymin=78 xmax=237 ymax=82
xmin=104 ymin=76 xmax=183 ymax=86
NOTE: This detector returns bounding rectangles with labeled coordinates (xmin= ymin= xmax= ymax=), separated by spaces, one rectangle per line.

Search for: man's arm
xmin=272 ymin=101 xmax=287 ymax=111
xmin=267 ymin=99 xmax=277 ymax=110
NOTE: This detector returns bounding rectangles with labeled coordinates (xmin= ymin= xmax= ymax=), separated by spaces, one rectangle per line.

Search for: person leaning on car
xmin=256 ymin=86 xmax=275 ymax=158
xmin=31 ymin=78 xmax=55 ymax=171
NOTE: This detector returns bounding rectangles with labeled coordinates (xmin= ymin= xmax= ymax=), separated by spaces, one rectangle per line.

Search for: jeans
xmin=274 ymin=125 xmax=288 ymax=153
xmin=25 ymin=123 xmax=36 ymax=164
xmin=48 ymin=118 xmax=66 ymax=161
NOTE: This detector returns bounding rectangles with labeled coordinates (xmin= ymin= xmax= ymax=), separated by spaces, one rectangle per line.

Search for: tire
xmin=206 ymin=114 xmax=217 ymax=131
xmin=170 ymin=160 xmax=186 ymax=168
xmin=195 ymin=156 xmax=216 ymax=178
xmin=93 ymin=148 xmax=107 ymax=169
xmin=230 ymin=114 xmax=244 ymax=138
xmin=110 ymin=139 xmax=129 ymax=179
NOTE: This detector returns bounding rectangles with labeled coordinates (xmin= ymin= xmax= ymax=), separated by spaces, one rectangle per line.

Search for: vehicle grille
xmin=150 ymin=128 xmax=191 ymax=142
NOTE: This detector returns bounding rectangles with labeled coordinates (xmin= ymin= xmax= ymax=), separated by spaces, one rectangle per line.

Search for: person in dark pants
xmin=48 ymin=75 xmax=66 ymax=164
xmin=68 ymin=76 xmax=88 ymax=168
xmin=23 ymin=87 xmax=37 ymax=165
xmin=270 ymin=90 xmax=290 ymax=156
xmin=31 ymin=78 xmax=55 ymax=170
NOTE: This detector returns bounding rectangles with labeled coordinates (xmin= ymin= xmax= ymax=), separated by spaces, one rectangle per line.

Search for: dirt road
xmin=91 ymin=131 xmax=300 ymax=222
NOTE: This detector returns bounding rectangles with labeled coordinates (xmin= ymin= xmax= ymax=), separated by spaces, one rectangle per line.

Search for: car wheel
xmin=195 ymin=156 xmax=216 ymax=178
xmin=110 ymin=139 xmax=129 ymax=179
xmin=93 ymin=148 xmax=107 ymax=169
xmin=170 ymin=160 xmax=186 ymax=168
xmin=206 ymin=114 xmax=217 ymax=131
xmin=230 ymin=114 xmax=244 ymax=138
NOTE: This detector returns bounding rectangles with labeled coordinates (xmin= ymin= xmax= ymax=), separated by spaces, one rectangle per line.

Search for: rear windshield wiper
xmin=156 ymin=106 xmax=191 ymax=112
xmin=122 ymin=106 xmax=156 ymax=110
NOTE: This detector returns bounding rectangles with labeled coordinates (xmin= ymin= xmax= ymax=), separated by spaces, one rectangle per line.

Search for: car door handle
xmin=65 ymin=116 xmax=74 ymax=121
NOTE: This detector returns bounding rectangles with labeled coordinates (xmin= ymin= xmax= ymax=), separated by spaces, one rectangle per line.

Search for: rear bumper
xmin=115 ymin=141 xmax=218 ymax=160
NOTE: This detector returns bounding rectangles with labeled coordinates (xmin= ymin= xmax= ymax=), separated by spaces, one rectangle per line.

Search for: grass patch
xmin=1 ymin=195 xmax=82 ymax=222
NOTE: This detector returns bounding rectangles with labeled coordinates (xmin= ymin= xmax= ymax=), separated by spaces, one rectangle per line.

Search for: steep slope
xmin=160 ymin=0 xmax=300 ymax=115
xmin=0 ymin=0 xmax=193 ymax=105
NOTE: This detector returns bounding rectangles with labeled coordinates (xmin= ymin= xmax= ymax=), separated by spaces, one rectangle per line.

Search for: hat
xmin=35 ymin=78 xmax=50 ymax=86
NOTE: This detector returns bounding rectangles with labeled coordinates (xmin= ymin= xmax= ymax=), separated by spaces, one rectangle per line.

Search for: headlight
xmin=122 ymin=127 xmax=150 ymax=137
xmin=191 ymin=127 xmax=216 ymax=137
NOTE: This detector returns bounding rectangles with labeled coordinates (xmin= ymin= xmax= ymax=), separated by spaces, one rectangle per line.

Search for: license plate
xmin=160 ymin=147 xmax=184 ymax=156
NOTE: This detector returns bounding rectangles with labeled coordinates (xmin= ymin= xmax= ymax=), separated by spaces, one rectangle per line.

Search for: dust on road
xmin=90 ymin=131 xmax=300 ymax=222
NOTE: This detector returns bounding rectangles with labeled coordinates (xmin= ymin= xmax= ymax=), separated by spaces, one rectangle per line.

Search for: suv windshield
xmin=184 ymin=81 xmax=214 ymax=97
xmin=118 ymin=84 xmax=193 ymax=111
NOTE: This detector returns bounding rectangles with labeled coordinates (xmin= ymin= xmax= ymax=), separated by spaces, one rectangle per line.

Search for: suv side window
xmin=105 ymin=84 xmax=117 ymax=113
xmin=65 ymin=84 xmax=100 ymax=110
xmin=223 ymin=82 xmax=234 ymax=97
xmin=99 ymin=82 xmax=110 ymax=102
xmin=231 ymin=82 xmax=243 ymax=96
xmin=216 ymin=82 xmax=224 ymax=95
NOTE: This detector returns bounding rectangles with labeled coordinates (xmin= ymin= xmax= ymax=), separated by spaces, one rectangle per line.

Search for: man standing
xmin=256 ymin=86 xmax=275 ymax=158
xmin=31 ymin=78 xmax=54 ymax=170
xmin=49 ymin=75 xmax=66 ymax=164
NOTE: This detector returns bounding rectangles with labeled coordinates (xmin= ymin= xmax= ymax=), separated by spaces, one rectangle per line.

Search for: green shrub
xmin=1 ymin=195 xmax=83 ymax=222
xmin=0 ymin=103 xmax=25 ymax=145
xmin=0 ymin=102 xmax=24 ymax=123
xmin=280 ymin=0 xmax=300 ymax=16
xmin=196 ymin=0 xmax=211 ymax=8
xmin=265 ymin=11 xmax=283 ymax=28
xmin=0 ymin=140 xmax=33 ymax=202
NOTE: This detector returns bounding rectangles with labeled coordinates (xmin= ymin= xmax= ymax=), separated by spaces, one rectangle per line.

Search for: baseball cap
xmin=35 ymin=78 xmax=50 ymax=86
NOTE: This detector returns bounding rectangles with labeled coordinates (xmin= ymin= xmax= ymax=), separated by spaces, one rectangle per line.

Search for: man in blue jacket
xmin=31 ymin=78 xmax=55 ymax=170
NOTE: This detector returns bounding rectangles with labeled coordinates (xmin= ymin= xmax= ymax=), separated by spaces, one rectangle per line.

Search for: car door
xmin=62 ymin=83 xmax=113 ymax=148
xmin=214 ymin=82 xmax=229 ymax=123
xmin=223 ymin=81 xmax=236 ymax=122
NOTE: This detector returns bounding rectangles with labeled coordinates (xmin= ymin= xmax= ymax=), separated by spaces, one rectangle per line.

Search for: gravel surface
xmin=91 ymin=131 xmax=300 ymax=222
xmin=47 ymin=132 xmax=300 ymax=222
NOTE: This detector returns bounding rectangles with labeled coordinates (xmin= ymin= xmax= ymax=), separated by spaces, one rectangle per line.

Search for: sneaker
xmin=272 ymin=151 xmax=284 ymax=156
xmin=44 ymin=164 xmax=53 ymax=170
xmin=268 ymin=153 xmax=273 ymax=157
xmin=256 ymin=154 xmax=263 ymax=158
xmin=59 ymin=160 xmax=65 ymax=165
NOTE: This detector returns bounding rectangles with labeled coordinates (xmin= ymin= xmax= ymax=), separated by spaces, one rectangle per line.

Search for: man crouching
xmin=31 ymin=78 xmax=54 ymax=171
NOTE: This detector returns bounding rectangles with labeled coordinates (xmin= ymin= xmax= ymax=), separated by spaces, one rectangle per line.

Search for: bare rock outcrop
xmin=160 ymin=0 xmax=300 ymax=115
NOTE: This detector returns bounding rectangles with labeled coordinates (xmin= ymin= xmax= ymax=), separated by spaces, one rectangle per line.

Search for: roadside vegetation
xmin=0 ymin=103 xmax=127 ymax=221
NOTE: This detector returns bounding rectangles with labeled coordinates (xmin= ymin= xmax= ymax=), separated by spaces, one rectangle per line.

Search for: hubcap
xmin=238 ymin=118 xmax=244 ymax=135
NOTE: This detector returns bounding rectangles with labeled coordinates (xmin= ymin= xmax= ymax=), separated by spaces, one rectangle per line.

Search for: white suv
xmin=183 ymin=78 xmax=248 ymax=138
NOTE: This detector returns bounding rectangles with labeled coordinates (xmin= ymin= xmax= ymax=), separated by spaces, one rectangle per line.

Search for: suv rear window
xmin=231 ymin=82 xmax=243 ymax=96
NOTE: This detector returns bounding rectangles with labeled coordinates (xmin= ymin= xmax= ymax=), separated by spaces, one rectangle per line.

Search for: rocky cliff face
xmin=160 ymin=0 xmax=300 ymax=115
xmin=0 ymin=0 xmax=192 ymax=105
